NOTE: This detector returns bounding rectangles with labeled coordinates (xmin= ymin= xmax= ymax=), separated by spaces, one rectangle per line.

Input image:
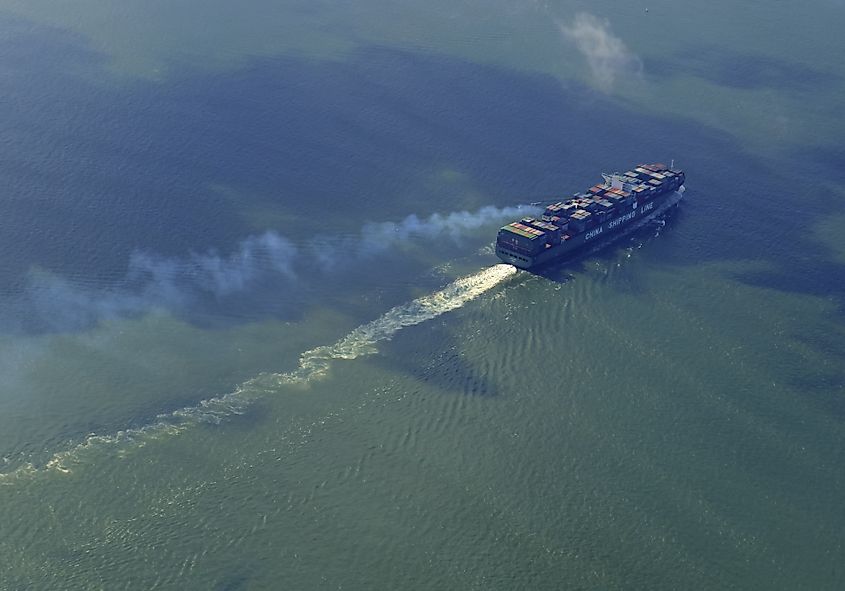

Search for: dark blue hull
xmin=496 ymin=183 xmax=684 ymax=269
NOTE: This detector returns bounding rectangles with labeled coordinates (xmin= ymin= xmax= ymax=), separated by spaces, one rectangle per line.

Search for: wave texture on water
xmin=0 ymin=264 xmax=517 ymax=484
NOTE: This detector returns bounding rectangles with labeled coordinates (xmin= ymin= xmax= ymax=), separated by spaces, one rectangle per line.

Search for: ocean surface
xmin=1 ymin=1 xmax=844 ymax=589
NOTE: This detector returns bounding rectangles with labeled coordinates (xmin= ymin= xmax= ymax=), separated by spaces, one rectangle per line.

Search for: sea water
xmin=1 ymin=1 xmax=844 ymax=588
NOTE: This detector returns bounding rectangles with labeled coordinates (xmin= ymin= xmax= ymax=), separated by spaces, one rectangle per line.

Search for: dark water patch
xmin=375 ymin=329 xmax=499 ymax=399
xmin=735 ymin=259 xmax=845 ymax=315
xmin=4 ymin=15 xmax=845 ymax=333
xmin=0 ymin=17 xmax=723 ymax=293
xmin=636 ymin=156 xmax=845 ymax=318
xmin=787 ymin=371 xmax=845 ymax=415
xmin=647 ymin=44 xmax=836 ymax=92
xmin=0 ymin=16 xmax=249 ymax=285
xmin=781 ymin=329 xmax=845 ymax=419
xmin=154 ymin=45 xmax=591 ymax=223
xmin=796 ymin=144 xmax=845 ymax=173
xmin=794 ymin=326 xmax=845 ymax=361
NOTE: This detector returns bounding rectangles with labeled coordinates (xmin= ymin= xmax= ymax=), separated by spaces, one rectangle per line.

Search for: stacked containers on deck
xmin=568 ymin=210 xmax=592 ymax=233
xmin=543 ymin=202 xmax=566 ymax=219
xmin=632 ymin=185 xmax=649 ymax=200
xmin=634 ymin=167 xmax=656 ymax=181
xmin=523 ymin=218 xmax=562 ymax=245
xmin=588 ymin=184 xmax=607 ymax=197
xmin=637 ymin=167 xmax=666 ymax=182
xmin=608 ymin=187 xmax=634 ymax=213
xmin=561 ymin=200 xmax=580 ymax=218
xmin=501 ymin=165 xmax=680 ymax=254
xmin=605 ymin=192 xmax=627 ymax=208
xmin=498 ymin=222 xmax=547 ymax=255
xmin=542 ymin=203 xmax=571 ymax=234
xmin=551 ymin=216 xmax=568 ymax=233
xmin=596 ymin=199 xmax=614 ymax=221
xmin=583 ymin=199 xmax=601 ymax=213
xmin=607 ymin=187 xmax=631 ymax=200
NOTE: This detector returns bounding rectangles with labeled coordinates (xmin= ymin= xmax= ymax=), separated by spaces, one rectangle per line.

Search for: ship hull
xmin=496 ymin=186 xmax=684 ymax=269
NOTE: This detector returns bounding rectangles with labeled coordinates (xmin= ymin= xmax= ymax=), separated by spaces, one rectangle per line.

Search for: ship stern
xmin=495 ymin=246 xmax=534 ymax=269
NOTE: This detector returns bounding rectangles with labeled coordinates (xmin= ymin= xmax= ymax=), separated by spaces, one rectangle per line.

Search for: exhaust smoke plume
xmin=559 ymin=12 xmax=642 ymax=92
xmin=4 ymin=204 xmax=537 ymax=333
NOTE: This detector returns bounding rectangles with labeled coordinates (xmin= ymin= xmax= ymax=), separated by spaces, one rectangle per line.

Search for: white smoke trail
xmin=558 ymin=12 xmax=642 ymax=92
xmin=18 ymin=232 xmax=299 ymax=333
xmin=129 ymin=231 xmax=298 ymax=298
xmin=9 ymin=205 xmax=534 ymax=332
xmin=356 ymin=205 xmax=538 ymax=255
xmin=0 ymin=264 xmax=518 ymax=484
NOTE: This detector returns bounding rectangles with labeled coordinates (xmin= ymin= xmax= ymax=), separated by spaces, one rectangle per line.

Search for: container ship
xmin=495 ymin=163 xmax=685 ymax=269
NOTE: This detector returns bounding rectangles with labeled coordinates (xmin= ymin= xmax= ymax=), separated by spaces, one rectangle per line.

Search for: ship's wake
xmin=275 ymin=264 xmax=517 ymax=384
xmin=0 ymin=264 xmax=517 ymax=485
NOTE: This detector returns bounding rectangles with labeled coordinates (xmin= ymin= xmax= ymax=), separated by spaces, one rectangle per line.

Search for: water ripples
xmin=0 ymin=264 xmax=518 ymax=485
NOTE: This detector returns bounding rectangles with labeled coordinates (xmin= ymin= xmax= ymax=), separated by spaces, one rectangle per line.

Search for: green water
xmin=1 ymin=1 xmax=844 ymax=589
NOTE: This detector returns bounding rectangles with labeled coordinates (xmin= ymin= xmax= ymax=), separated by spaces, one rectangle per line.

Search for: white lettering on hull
xmin=585 ymin=226 xmax=603 ymax=240
xmin=608 ymin=209 xmax=635 ymax=230
xmin=639 ymin=201 xmax=655 ymax=215
xmin=589 ymin=200 xmax=656 ymax=239
xmin=498 ymin=195 xmax=667 ymax=265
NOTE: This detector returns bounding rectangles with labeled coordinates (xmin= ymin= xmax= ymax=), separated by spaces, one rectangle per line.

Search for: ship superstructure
xmin=495 ymin=163 xmax=685 ymax=268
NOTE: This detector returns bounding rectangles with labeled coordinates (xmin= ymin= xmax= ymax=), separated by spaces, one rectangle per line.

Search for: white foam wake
xmin=0 ymin=264 xmax=517 ymax=484
xmin=274 ymin=263 xmax=517 ymax=385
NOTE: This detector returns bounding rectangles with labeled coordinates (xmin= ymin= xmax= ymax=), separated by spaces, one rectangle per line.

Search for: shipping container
xmin=543 ymin=202 xmax=567 ymax=217
xmin=568 ymin=209 xmax=592 ymax=233
xmin=496 ymin=162 xmax=685 ymax=268
xmin=522 ymin=218 xmax=561 ymax=246
xmin=497 ymin=224 xmax=547 ymax=255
